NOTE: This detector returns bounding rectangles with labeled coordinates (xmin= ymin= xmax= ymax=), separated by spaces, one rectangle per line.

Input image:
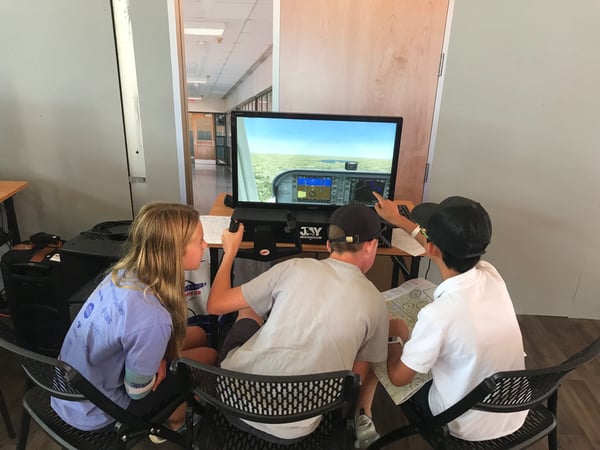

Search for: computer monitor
xmin=231 ymin=111 xmax=403 ymax=212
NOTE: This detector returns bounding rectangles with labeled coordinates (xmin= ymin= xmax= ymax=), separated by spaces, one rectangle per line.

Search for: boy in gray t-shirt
xmin=207 ymin=205 xmax=389 ymax=443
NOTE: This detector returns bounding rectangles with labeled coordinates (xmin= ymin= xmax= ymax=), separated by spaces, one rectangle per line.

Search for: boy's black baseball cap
xmin=328 ymin=205 xmax=384 ymax=243
xmin=410 ymin=196 xmax=492 ymax=258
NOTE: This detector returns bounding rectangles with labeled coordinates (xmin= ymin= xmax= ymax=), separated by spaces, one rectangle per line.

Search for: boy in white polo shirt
xmin=372 ymin=193 xmax=527 ymax=441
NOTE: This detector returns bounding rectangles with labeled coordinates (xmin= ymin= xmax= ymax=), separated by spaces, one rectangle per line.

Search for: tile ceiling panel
xmin=182 ymin=0 xmax=273 ymax=102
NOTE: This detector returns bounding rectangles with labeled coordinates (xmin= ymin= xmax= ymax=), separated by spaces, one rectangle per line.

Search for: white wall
xmin=429 ymin=0 xmax=600 ymax=318
xmin=0 ymin=0 xmax=132 ymax=240
xmin=0 ymin=0 xmax=186 ymax=240
xmin=188 ymin=97 xmax=226 ymax=113
xmin=224 ymin=54 xmax=273 ymax=111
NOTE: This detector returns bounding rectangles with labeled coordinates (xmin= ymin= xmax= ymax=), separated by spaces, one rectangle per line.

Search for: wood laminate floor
xmin=0 ymin=315 xmax=598 ymax=449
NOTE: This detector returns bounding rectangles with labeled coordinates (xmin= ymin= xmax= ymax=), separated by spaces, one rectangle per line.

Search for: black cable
xmin=424 ymin=258 xmax=432 ymax=279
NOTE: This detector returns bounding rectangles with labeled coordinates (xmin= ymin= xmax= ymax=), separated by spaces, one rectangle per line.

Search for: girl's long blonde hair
xmin=111 ymin=202 xmax=199 ymax=360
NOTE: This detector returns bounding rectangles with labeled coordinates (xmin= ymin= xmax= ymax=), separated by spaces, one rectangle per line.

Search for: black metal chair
xmin=368 ymin=337 xmax=600 ymax=450
xmin=0 ymin=335 xmax=186 ymax=450
xmin=172 ymin=358 xmax=360 ymax=449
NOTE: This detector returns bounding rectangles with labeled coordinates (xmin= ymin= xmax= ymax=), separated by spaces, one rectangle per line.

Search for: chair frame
xmin=0 ymin=387 xmax=16 ymax=438
xmin=0 ymin=321 xmax=17 ymax=439
xmin=0 ymin=335 xmax=186 ymax=450
xmin=368 ymin=337 xmax=600 ymax=450
xmin=173 ymin=358 xmax=360 ymax=449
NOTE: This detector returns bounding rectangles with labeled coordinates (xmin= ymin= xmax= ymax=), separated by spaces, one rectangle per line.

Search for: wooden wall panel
xmin=278 ymin=0 xmax=448 ymax=204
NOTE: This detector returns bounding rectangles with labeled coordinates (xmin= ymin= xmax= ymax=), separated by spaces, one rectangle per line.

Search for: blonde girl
xmin=52 ymin=203 xmax=217 ymax=433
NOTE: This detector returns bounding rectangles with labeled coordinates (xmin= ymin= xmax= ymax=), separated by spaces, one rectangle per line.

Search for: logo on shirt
xmin=185 ymin=280 xmax=207 ymax=297
xmin=83 ymin=303 xmax=94 ymax=318
xmin=102 ymin=307 xmax=112 ymax=324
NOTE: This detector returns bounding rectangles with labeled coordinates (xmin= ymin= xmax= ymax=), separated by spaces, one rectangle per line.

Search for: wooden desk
xmin=208 ymin=193 xmax=421 ymax=287
xmin=0 ymin=180 xmax=28 ymax=245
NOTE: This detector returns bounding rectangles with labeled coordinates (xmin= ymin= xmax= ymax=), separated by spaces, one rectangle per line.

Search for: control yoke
xmin=229 ymin=214 xmax=302 ymax=262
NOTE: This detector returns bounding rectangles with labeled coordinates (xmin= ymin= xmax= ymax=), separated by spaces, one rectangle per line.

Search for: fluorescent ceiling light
xmin=184 ymin=22 xmax=225 ymax=36
xmin=187 ymin=79 xmax=208 ymax=84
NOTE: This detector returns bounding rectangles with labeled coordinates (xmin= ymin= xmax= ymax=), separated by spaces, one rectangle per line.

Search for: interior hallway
xmin=191 ymin=161 xmax=232 ymax=215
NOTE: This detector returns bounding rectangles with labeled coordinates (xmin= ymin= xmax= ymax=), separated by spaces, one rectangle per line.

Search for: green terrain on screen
xmin=251 ymin=153 xmax=390 ymax=201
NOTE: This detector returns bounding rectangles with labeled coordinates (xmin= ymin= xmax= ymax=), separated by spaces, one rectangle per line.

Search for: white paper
xmin=391 ymin=228 xmax=426 ymax=256
xmin=373 ymin=278 xmax=436 ymax=404
xmin=199 ymin=215 xmax=231 ymax=244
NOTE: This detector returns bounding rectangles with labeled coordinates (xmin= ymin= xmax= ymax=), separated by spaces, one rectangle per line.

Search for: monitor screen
xmin=231 ymin=111 xmax=403 ymax=212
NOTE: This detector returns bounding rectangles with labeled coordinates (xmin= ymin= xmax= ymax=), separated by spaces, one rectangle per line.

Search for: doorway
xmin=188 ymin=112 xmax=216 ymax=161
xmin=187 ymin=112 xmax=233 ymax=213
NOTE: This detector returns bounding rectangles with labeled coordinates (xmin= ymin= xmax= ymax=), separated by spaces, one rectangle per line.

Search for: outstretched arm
xmin=372 ymin=191 xmax=428 ymax=247
xmin=206 ymin=224 xmax=249 ymax=315
xmin=387 ymin=318 xmax=417 ymax=386
xmin=387 ymin=344 xmax=417 ymax=386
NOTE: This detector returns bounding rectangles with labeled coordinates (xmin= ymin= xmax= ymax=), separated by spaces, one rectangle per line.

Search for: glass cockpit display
xmin=232 ymin=111 xmax=403 ymax=210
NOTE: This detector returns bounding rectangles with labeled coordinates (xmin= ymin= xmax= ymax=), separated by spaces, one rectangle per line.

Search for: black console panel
xmin=231 ymin=207 xmax=392 ymax=247
xmin=232 ymin=207 xmax=331 ymax=245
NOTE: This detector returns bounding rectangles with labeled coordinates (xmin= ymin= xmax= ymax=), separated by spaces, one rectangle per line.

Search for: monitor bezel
xmin=231 ymin=110 xmax=403 ymax=212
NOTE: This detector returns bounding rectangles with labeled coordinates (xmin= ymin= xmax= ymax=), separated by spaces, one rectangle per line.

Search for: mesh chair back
xmin=174 ymin=358 xmax=359 ymax=424
xmin=373 ymin=338 xmax=600 ymax=450
xmin=477 ymin=337 xmax=600 ymax=413
xmin=0 ymin=335 xmax=82 ymax=400
xmin=0 ymin=334 xmax=148 ymax=428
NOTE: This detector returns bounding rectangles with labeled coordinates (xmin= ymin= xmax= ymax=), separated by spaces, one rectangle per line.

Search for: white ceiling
xmin=182 ymin=0 xmax=273 ymax=100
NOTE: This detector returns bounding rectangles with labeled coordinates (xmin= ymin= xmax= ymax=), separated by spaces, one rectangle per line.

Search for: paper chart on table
xmin=374 ymin=278 xmax=436 ymax=405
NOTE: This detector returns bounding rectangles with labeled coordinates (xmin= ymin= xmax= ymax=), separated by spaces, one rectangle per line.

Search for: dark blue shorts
xmin=218 ymin=318 xmax=260 ymax=365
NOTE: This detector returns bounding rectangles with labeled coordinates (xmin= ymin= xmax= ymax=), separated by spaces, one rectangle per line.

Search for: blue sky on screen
xmin=242 ymin=117 xmax=398 ymax=159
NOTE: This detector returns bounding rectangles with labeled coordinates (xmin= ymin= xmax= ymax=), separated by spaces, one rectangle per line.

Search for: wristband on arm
xmin=410 ymin=226 xmax=421 ymax=239
xmin=125 ymin=369 xmax=156 ymax=400
xmin=388 ymin=336 xmax=404 ymax=345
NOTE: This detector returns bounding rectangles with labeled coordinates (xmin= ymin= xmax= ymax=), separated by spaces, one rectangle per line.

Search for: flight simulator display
xmin=231 ymin=111 xmax=403 ymax=211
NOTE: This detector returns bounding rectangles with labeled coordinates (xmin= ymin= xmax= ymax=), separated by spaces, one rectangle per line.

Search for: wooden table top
xmin=0 ymin=180 xmax=29 ymax=203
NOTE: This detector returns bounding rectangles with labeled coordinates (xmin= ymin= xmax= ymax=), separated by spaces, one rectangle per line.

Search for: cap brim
xmin=410 ymin=202 xmax=440 ymax=228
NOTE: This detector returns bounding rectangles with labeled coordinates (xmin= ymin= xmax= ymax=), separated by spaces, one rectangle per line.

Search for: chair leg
xmin=16 ymin=378 xmax=34 ymax=450
xmin=548 ymin=390 xmax=558 ymax=450
xmin=185 ymin=405 xmax=194 ymax=450
xmin=16 ymin=407 xmax=31 ymax=450
xmin=0 ymin=389 xmax=16 ymax=438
